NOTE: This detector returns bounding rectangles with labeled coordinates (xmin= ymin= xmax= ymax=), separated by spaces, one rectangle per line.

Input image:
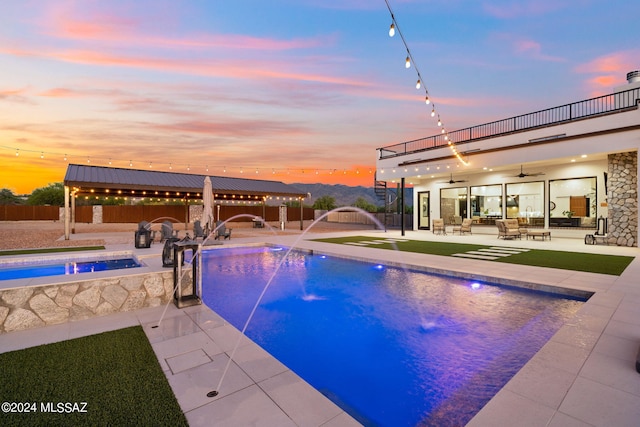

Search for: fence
xmin=0 ymin=205 xmax=314 ymax=223
xmin=0 ymin=205 xmax=59 ymax=221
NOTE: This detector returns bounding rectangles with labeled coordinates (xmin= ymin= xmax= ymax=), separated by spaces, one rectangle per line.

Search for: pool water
xmin=202 ymin=247 xmax=585 ymax=427
xmin=0 ymin=258 xmax=141 ymax=281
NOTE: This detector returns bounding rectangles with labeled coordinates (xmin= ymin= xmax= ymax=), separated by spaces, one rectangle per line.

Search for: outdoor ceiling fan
xmin=439 ymin=173 xmax=468 ymax=184
xmin=512 ymin=165 xmax=545 ymax=178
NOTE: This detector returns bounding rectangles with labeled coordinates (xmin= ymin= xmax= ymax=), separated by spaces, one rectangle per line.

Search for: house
xmin=376 ymin=71 xmax=640 ymax=246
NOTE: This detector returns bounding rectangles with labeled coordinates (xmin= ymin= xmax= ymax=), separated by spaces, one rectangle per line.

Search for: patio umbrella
xmin=202 ymin=176 xmax=214 ymax=233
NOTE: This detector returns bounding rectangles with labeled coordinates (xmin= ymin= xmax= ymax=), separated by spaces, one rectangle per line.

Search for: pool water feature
xmin=0 ymin=257 xmax=142 ymax=281
xmin=202 ymin=247 xmax=586 ymax=426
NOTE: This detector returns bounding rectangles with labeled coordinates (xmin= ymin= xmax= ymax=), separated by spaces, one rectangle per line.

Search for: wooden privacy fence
xmin=0 ymin=205 xmax=59 ymax=221
xmin=0 ymin=205 xmax=314 ymax=223
xmin=102 ymin=205 xmax=187 ymax=223
xmin=216 ymin=205 xmax=313 ymax=222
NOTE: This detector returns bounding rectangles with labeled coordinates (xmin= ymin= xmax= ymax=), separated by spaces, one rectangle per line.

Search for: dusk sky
xmin=1 ymin=0 xmax=638 ymax=194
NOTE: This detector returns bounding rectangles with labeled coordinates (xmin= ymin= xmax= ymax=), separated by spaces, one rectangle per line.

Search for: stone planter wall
xmin=607 ymin=152 xmax=638 ymax=247
xmin=0 ymin=271 xmax=177 ymax=334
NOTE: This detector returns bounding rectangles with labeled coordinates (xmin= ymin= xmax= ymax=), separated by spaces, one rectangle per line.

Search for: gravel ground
xmin=0 ymin=220 xmax=375 ymax=251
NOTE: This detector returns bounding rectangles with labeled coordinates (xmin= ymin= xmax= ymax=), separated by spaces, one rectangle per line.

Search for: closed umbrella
xmin=202 ymin=176 xmax=214 ymax=233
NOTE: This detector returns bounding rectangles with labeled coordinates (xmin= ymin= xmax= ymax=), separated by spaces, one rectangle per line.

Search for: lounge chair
xmin=432 ymin=218 xmax=445 ymax=235
xmin=214 ymin=221 xmax=232 ymax=240
xmin=161 ymin=220 xmax=179 ymax=241
xmin=452 ymin=218 xmax=473 ymax=235
xmin=193 ymin=220 xmax=207 ymax=241
xmin=496 ymin=219 xmax=523 ymax=239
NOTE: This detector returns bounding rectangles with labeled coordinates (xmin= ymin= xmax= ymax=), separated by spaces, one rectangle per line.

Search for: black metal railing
xmin=378 ymin=87 xmax=640 ymax=159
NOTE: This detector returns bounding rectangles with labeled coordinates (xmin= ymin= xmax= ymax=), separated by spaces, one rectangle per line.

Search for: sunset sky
xmin=1 ymin=0 xmax=638 ymax=194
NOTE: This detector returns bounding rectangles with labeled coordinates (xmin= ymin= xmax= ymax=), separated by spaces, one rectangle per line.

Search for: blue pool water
xmin=0 ymin=258 xmax=141 ymax=281
xmin=202 ymin=247 xmax=585 ymax=426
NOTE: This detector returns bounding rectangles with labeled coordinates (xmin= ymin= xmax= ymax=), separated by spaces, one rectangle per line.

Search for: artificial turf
xmin=312 ymin=236 xmax=634 ymax=276
xmin=0 ymin=326 xmax=187 ymax=427
xmin=0 ymin=246 xmax=105 ymax=257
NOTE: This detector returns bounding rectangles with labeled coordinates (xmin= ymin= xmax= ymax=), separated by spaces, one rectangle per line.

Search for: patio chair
xmin=193 ymin=220 xmax=207 ymax=241
xmin=496 ymin=219 xmax=522 ymax=239
xmin=161 ymin=220 xmax=179 ymax=241
xmin=452 ymin=218 xmax=473 ymax=235
xmin=432 ymin=218 xmax=445 ymax=235
xmin=214 ymin=221 xmax=232 ymax=240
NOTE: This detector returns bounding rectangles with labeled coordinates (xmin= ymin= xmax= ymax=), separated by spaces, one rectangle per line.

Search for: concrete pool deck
xmin=1 ymin=225 xmax=639 ymax=426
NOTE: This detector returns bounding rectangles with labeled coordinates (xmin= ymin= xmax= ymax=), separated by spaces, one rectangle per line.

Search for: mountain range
xmin=291 ymin=183 xmax=413 ymax=208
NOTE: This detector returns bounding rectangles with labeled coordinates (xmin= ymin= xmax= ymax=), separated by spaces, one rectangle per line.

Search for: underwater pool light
xmin=471 ymin=282 xmax=481 ymax=290
xmin=374 ymin=264 xmax=385 ymax=270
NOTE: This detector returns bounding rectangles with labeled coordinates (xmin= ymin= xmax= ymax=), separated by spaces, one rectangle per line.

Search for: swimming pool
xmin=202 ymin=247 xmax=586 ymax=426
xmin=0 ymin=257 xmax=142 ymax=281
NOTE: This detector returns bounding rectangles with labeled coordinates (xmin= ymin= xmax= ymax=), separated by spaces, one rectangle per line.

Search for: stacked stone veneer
xmin=608 ymin=151 xmax=638 ymax=247
xmin=0 ymin=271 xmax=177 ymax=334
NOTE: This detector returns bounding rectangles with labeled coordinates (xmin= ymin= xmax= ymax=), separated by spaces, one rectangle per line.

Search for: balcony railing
xmin=378 ymin=87 xmax=640 ymax=159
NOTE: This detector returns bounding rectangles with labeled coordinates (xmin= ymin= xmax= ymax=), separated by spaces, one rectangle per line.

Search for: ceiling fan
xmin=512 ymin=165 xmax=545 ymax=178
xmin=439 ymin=174 xmax=468 ymax=184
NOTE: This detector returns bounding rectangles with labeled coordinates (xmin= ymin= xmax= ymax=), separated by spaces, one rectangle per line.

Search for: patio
xmin=1 ymin=221 xmax=639 ymax=426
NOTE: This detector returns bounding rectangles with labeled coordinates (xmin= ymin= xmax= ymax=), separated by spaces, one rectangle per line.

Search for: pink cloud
xmin=512 ymin=38 xmax=565 ymax=62
xmin=574 ymin=50 xmax=640 ymax=94
xmin=44 ymin=10 xmax=332 ymax=51
xmin=0 ymin=87 xmax=34 ymax=104
xmin=0 ymin=43 xmax=366 ymax=88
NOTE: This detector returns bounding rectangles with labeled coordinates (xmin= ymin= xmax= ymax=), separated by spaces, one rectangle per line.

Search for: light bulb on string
xmin=40 ymin=152 xmax=44 ymax=159
xmin=425 ymin=95 xmax=430 ymax=105
xmin=431 ymin=107 xmax=435 ymax=117
xmin=15 ymin=149 xmax=19 ymax=157
xmin=416 ymin=79 xmax=421 ymax=89
xmin=389 ymin=23 xmax=395 ymax=37
xmin=437 ymin=116 xmax=442 ymax=126
xmin=405 ymin=56 xmax=410 ymax=68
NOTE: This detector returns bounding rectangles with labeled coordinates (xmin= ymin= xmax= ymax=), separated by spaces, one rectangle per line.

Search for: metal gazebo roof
xmin=63 ymin=164 xmax=308 ymax=199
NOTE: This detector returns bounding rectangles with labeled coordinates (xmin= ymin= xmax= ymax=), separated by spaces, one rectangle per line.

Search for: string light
xmin=384 ymin=0 xmax=468 ymax=166
xmin=1 ymin=145 xmax=376 ymax=179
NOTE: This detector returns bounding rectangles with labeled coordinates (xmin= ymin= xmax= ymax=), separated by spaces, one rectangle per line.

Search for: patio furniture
xmin=496 ymin=219 xmax=523 ymax=239
xmin=252 ymin=217 xmax=265 ymax=228
xmin=432 ymin=218 xmax=445 ymax=235
xmin=527 ymin=230 xmax=551 ymax=241
xmin=214 ymin=221 xmax=232 ymax=240
xmin=161 ymin=221 xmax=179 ymax=241
xmin=193 ymin=220 xmax=208 ymax=241
xmin=452 ymin=218 xmax=473 ymax=235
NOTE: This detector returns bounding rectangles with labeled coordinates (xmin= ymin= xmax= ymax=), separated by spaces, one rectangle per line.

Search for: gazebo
xmin=62 ymin=164 xmax=309 ymax=239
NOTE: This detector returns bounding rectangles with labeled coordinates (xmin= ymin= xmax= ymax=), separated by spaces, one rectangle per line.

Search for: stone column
xmin=607 ymin=151 xmax=638 ymax=247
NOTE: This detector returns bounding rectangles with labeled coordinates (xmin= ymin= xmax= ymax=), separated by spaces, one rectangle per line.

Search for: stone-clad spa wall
xmin=0 ymin=271 xmax=175 ymax=334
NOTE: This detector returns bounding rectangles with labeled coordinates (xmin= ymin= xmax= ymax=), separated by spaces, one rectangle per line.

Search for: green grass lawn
xmin=0 ymin=326 xmax=187 ymax=427
xmin=0 ymin=246 xmax=105 ymax=257
xmin=313 ymin=236 xmax=634 ymax=276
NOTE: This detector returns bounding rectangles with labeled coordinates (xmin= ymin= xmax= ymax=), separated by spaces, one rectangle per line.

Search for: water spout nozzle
xmin=207 ymin=390 xmax=219 ymax=398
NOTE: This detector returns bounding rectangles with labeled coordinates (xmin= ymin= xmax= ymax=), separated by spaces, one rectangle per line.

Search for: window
xmin=549 ymin=177 xmax=597 ymax=227
xmin=470 ymin=184 xmax=502 ymax=224
xmin=440 ymin=187 xmax=467 ymax=224
xmin=506 ymin=181 xmax=545 ymax=226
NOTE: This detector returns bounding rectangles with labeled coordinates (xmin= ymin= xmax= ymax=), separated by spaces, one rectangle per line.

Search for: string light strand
xmin=384 ymin=0 xmax=468 ymax=166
